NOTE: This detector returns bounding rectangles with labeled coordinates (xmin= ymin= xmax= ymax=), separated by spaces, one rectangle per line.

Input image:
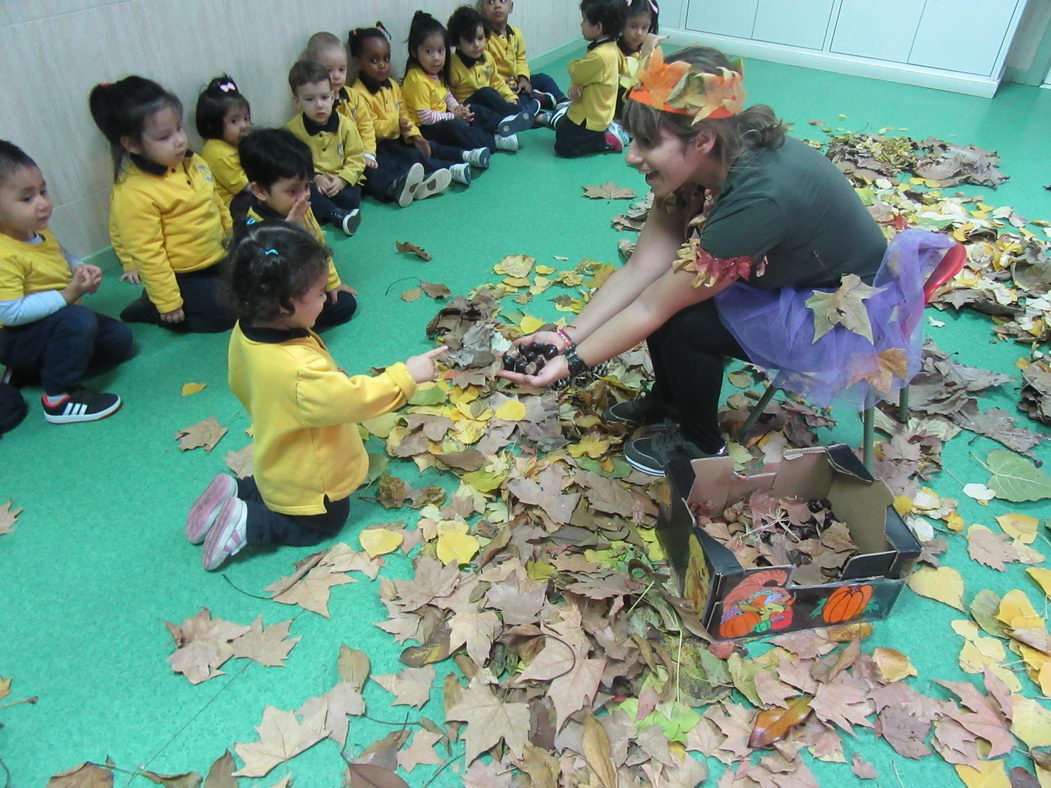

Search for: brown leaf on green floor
xmin=396 ymin=240 xmax=431 ymax=261
xmin=165 ymin=608 xmax=251 ymax=685
xmin=202 ymin=751 xmax=237 ymax=788
xmin=345 ymin=762 xmax=410 ymax=788
xmin=0 ymin=499 xmax=22 ymax=536
xmin=232 ymin=705 xmax=327 ymax=778
xmin=176 ymin=417 xmax=227 ymax=452
xmin=46 ymin=763 xmax=114 ymax=788
xmin=229 ymin=616 xmax=300 ymax=667
xmin=141 ymin=770 xmax=203 ymax=787
xmin=582 ymin=182 xmax=636 ymax=200
xmin=223 ymin=445 xmax=252 ymax=478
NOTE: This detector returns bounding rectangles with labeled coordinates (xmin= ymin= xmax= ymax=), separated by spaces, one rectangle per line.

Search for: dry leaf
xmin=141 ymin=770 xmax=202 ymax=787
xmin=872 ymin=647 xmax=918 ymax=682
xmin=436 ymin=521 xmax=480 ymax=565
xmin=996 ymin=512 xmax=1039 ymax=544
xmin=851 ymin=753 xmax=878 ymax=780
xmin=445 ymin=677 xmax=530 ymax=762
xmin=0 ymin=675 xmax=10 ymax=701
xmin=268 ymin=562 xmax=354 ymax=617
xmin=396 ymin=241 xmax=432 ymax=261
xmin=581 ymin=713 xmax=618 ymax=788
xmin=229 ymin=616 xmax=300 ymax=667
xmin=339 ymin=644 xmax=371 ymax=687
xmin=345 ymin=763 xmax=410 ymax=788
xmin=360 ymin=527 xmax=404 ymax=558
xmin=401 ymin=287 xmax=422 ymax=302
xmin=1027 ymin=567 xmax=1051 ymax=599
xmin=0 ymin=499 xmax=22 ymax=536
xmin=373 ymin=666 xmax=435 ymax=708
xmin=181 ymin=382 xmax=207 ymax=396
xmin=232 ymin=705 xmax=327 ymax=777
xmin=583 ymin=182 xmax=637 ymax=200
xmin=166 ymin=608 xmax=251 ymax=684
xmin=176 ymin=417 xmax=227 ymax=452
xmin=908 ymin=565 xmax=966 ymax=610
xmin=748 ymin=695 xmax=813 ymax=748
xmin=420 ymin=280 xmax=451 ymax=299
xmin=46 ymin=763 xmax=114 ymax=787
xmin=955 ymin=760 xmax=1012 ymax=788
xmin=805 ymin=274 xmax=882 ymax=342
xmin=223 ymin=445 xmax=253 ymax=478
xmin=203 ymin=751 xmax=237 ymax=788
xmin=396 ymin=730 xmax=444 ymax=772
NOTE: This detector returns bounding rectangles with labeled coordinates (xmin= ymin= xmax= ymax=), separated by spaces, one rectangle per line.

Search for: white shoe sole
xmin=413 ymin=169 xmax=452 ymax=200
xmin=43 ymin=396 xmax=122 ymax=424
xmin=396 ymin=163 xmax=425 ymax=208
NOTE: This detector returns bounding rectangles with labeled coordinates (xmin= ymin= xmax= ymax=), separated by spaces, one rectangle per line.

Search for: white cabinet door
xmin=752 ymin=0 xmax=835 ymax=50
xmin=660 ymin=0 xmax=688 ymax=30
xmin=685 ymin=0 xmax=759 ymax=39
xmin=909 ymin=0 xmax=1018 ymax=76
xmin=831 ymin=0 xmax=926 ymax=62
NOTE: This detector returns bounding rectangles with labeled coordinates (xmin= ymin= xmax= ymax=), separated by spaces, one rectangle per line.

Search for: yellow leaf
xmin=453 ymin=419 xmax=487 ymax=445
xmin=362 ymin=412 xmax=401 ymax=438
xmin=1012 ymin=696 xmax=1051 ymax=748
xmin=946 ymin=512 xmax=965 ymax=532
xmin=872 ymin=647 xmax=918 ymax=682
xmin=907 ymin=565 xmax=965 ymax=610
xmin=359 ymin=528 xmax=403 ymax=558
xmin=435 ymin=521 xmax=480 ymax=565
xmin=526 ymin=560 xmax=556 ymax=580
xmin=997 ymin=589 xmax=1043 ymax=630
xmin=0 ymin=676 xmax=10 ymax=700
xmin=535 ymin=265 xmax=556 ymax=275
xmin=567 ymin=433 xmax=612 ymax=459
xmin=1027 ymin=567 xmax=1051 ymax=600
xmin=181 ymin=382 xmax=207 ymax=396
xmin=494 ymin=253 xmax=535 ymax=278
xmin=495 ymin=399 xmax=526 ymax=422
xmin=955 ymin=760 xmax=1011 ymax=788
xmin=520 ymin=316 xmax=545 ymax=334
xmin=995 ymin=513 xmax=1038 ymax=544
xmin=462 ymin=468 xmax=507 ymax=493
xmin=502 ymin=276 xmax=530 ymax=288
xmin=893 ymin=496 xmax=913 ymax=516
xmin=448 ymin=386 xmax=479 ymax=407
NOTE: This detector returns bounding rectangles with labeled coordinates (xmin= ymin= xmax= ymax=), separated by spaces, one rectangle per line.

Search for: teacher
xmin=499 ymin=45 xmax=895 ymax=476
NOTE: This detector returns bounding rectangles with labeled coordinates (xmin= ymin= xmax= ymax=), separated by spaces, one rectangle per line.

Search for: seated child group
xmin=0 ymin=0 xmax=658 ymax=569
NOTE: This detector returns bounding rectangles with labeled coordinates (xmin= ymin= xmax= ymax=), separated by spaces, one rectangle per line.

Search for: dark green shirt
xmin=699 ymin=136 xmax=886 ymax=290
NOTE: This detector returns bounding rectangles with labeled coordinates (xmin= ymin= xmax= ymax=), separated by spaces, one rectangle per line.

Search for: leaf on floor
xmin=0 ymin=499 xmax=22 ymax=536
xmin=232 ymin=705 xmax=327 ymax=778
xmin=401 ymin=287 xmax=422 ymax=302
xmin=420 ymin=280 xmax=451 ymax=299
xmin=45 ymin=762 xmax=114 ymax=787
xmin=229 ymin=616 xmax=300 ymax=667
xmin=176 ymin=417 xmax=227 ymax=452
xmin=582 ymin=182 xmax=636 ymax=200
xmin=373 ymin=665 xmax=436 ymax=708
xmin=165 ymin=608 xmax=251 ymax=684
xmin=396 ymin=241 xmax=432 ymax=261
xmin=224 ymin=445 xmax=253 ymax=478
xmin=181 ymin=382 xmax=206 ymax=396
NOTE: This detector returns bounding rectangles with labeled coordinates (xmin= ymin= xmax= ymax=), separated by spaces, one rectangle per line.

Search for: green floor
xmin=2 ymin=51 xmax=1049 ymax=787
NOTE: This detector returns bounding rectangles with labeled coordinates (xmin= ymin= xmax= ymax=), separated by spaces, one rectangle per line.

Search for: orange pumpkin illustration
xmin=821 ymin=585 xmax=873 ymax=624
xmin=720 ymin=610 xmax=761 ymax=638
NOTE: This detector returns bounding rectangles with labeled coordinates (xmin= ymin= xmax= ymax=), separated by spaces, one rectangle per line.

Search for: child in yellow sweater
xmin=186 ymin=221 xmax=445 ymax=570
xmin=284 ymin=61 xmax=363 ymax=237
xmin=552 ymin=0 xmax=627 ymax=158
xmin=616 ymin=0 xmax=659 ymax=118
xmin=0 ymin=141 xmax=132 ymax=426
xmin=480 ymin=0 xmax=566 ymax=111
xmin=196 ymin=75 xmax=252 ymax=207
xmin=91 ymin=76 xmax=235 ymax=332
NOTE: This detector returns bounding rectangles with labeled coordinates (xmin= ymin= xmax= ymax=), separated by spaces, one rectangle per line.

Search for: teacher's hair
xmin=623 ymin=46 xmax=784 ymax=173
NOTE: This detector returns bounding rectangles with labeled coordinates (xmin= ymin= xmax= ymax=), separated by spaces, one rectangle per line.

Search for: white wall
xmin=0 ymin=0 xmax=579 ymax=258
xmin=1005 ymin=0 xmax=1051 ymax=71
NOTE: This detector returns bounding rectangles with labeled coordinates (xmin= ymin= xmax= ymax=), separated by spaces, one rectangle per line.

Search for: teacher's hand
xmin=514 ymin=330 xmax=571 ymax=353
xmin=497 ymin=353 xmax=569 ymax=387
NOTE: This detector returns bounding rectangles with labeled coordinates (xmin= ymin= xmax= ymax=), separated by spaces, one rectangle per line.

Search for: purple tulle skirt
xmin=715 ymin=229 xmax=956 ymax=410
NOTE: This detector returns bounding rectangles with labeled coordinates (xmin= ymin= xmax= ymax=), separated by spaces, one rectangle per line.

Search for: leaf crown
xmin=625 ymin=45 xmax=746 ymax=124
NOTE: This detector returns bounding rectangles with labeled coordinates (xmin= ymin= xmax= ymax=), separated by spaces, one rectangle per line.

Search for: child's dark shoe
xmin=338 ymin=208 xmax=361 ymax=237
xmin=390 ymin=163 xmax=425 ymax=208
xmin=498 ymin=110 xmax=534 ymax=136
xmin=186 ymin=473 xmax=238 ymax=544
xmin=202 ymin=497 xmax=248 ymax=570
xmin=41 ymin=389 xmax=121 ymax=424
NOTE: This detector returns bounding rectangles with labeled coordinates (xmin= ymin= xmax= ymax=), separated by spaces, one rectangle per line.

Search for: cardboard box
xmin=656 ymin=444 xmax=920 ymax=641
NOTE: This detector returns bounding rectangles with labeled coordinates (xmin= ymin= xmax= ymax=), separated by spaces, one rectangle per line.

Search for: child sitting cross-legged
xmin=231 ymin=128 xmax=357 ymax=331
xmin=285 ymin=61 xmax=363 ymax=237
xmin=0 ymin=141 xmax=133 ymax=424
xmin=185 ymin=221 xmax=446 ymax=570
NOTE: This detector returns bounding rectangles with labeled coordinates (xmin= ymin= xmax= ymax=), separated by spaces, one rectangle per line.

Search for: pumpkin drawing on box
xmin=816 ymin=584 xmax=873 ymax=624
xmin=718 ymin=569 xmax=795 ymax=639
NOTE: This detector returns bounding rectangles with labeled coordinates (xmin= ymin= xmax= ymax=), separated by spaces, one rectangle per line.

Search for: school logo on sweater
xmin=336 ymin=143 xmax=344 ymax=159
xmin=197 ymin=164 xmax=214 ymax=183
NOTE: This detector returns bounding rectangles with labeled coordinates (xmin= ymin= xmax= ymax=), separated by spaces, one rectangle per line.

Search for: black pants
xmin=420 ymin=119 xmax=493 ymax=154
xmin=464 ymin=87 xmax=523 ymax=135
xmin=120 ymin=265 xmax=235 ymax=333
xmin=647 ymin=298 xmax=749 ymax=453
xmin=363 ymin=139 xmax=458 ymax=201
xmin=308 ymin=182 xmax=361 ymax=225
xmin=0 ymin=382 xmax=27 ymax=436
xmin=315 ymin=290 xmax=357 ymax=330
xmin=239 ymin=475 xmax=350 ymax=547
xmin=0 ymin=305 xmax=134 ymax=395
xmin=554 ymin=115 xmax=608 ymax=158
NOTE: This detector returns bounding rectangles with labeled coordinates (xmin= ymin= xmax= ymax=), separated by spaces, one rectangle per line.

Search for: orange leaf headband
xmin=627 ymin=47 xmax=745 ymax=123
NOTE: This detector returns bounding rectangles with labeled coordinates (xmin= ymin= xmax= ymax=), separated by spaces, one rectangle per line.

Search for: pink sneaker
xmin=604 ymin=132 xmax=623 ymax=154
xmin=202 ymin=497 xmax=247 ymax=571
xmin=185 ymin=474 xmax=237 ymax=544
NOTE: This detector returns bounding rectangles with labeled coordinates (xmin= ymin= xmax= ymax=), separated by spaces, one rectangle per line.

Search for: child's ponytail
xmin=89 ymin=76 xmax=182 ymax=179
xmin=195 ymin=75 xmax=250 ymax=140
xmin=348 ymin=22 xmax=391 ymax=58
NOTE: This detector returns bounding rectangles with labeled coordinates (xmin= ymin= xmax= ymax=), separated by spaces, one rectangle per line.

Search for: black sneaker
xmin=339 ymin=209 xmax=361 ymax=237
xmin=497 ymin=110 xmax=534 ymax=136
xmin=42 ymin=390 xmax=122 ymax=424
xmin=602 ymin=397 xmax=674 ymax=429
xmin=623 ymin=430 xmax=726 ymax=476
xmin=390 ymin=163 xmax=425 ymax=208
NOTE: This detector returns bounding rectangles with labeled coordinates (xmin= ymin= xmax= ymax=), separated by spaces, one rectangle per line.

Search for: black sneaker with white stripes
xmin=41 ymin=389 xmax=121 ymax=424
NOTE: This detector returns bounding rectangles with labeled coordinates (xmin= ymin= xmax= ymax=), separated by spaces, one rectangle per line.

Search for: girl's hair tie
xmin=263 ymin=249 xmax=279 ymax=256
xmin=218 ymin=81 xmax=236 ymax=92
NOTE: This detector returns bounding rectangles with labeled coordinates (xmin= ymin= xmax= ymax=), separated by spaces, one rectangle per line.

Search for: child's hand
xmin=405 ymin=345 xmax=448 ymax=383
xmin=119 ymin=269 xmax=141 ymax=285
xmin=160 ymin=307 xmax=185 ymax=324
xmin=507 ymin=76 xmax=520 ymax=93
xmin=517 ymin=76 xmax=532 ymax=94
xmin=61 ymin=270 xmax=92 ymax=303
xmin=330 ymin=176 xmax=348 ymax=193
xmin=568 ymin=85 xmax=582 ymax=100
xmin=399 ymin=117 xmax=413 ymax=134
xmin=412 ymin=136 xmax=432 ymax=158
xmin=77 ymin=265 xmax=103 ymax=294
xmin=452 ymin=105 xmax=472 ymax=121
xmin=329 ymin=282 xmax=358 ymax=299
xmin=365 ymin=158 xmax=379 ymax=169
xmin=286 ymin=193 xmax=310 ymax=227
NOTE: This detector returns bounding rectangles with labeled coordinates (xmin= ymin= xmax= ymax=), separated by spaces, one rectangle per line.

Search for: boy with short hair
xmin=232 ymin=128 xmax=357 ymax=331
xmin=0 ymin=140 xmax=133 ymax=425
xmin=479 ymin=0 xmax=566 ymax=110
xmin=284 ymin=60 xmax=364 ymax=237
xmin=553 ymin=0 xmax=627 ymax=157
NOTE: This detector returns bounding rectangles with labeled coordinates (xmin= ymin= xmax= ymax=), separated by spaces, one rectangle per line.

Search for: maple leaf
xmin=445 ymin=677 xmax=530 ymax=762
xmin=45 ymin=762 xmax=114 ymax=787
xmin=175 ymin=417 xmax=227 ymax=452
xmin=203 ymin=751 xmax=237 ymax=787
xmin=296 ymin=681 xmax=365 ymax=746
xmin=583 ymin=182 xmax=637 ymax=200
xmin=396 ymin=240 xmax=432 ymax=261
xmin=267 ymin=561 xmax=354 ymax=617
xmin=0 ymin=500 xmax=22 ymax=536
xmin=506 ymin=465 xmax=580 ymax=525
xmin=396 ymin=730 xmax=444 ymax=772
xmin=809 ymin=672 xmax=874 ymax=733
xmin=804 ymin=274 xmax=883 ymax=343
xmin=550 ymin=656 xmax=606 ymax=730
xmin=232 ymin=705 xmax=327 ymax=777
xmin=165 ymin=608 xmax=250 ymax=684
xmin=449 ymin=608 xmax=501 ymax=665
xmin=229 ymin=616 xmax=300 ymax=667
xmin=848 ymin=347 xmax=910 ymax=394
xmin=224 ymin=445 xmax=253 ymax=478
xmin=936 ymin=679 xmax=1014 ymax=758
xmin=373 ymin=665 xmax=435 ymax=708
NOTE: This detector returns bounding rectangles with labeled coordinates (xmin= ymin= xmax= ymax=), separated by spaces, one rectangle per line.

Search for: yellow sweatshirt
xmin=348 ymin=77 xmax=420 ymax=153
xmin=285 ymin=112 xmax=366 ymax=186
xmin=487 ymin=24 xmax=530 ymax=82
xmin=109 ymin=153 xmax=231 ymax=314
xmin=334 ymin=87 xmax=378 ymax=159
xmin=0 ymin=229 xmax=71 ymax=300
xmin=402 ymin=66 xmax=452 ymax=116
xmin=243 ymin=199 xmax=342 ymax=293
xmin=200 ymin=138 xmax=248 ymax=206
xmin=449 ymin=50 xmax=517 ymax=104
xmin=227 ymin=323 xmax=416 ymax=514
xmin=567 ymin=40 xmax=621 ymax=131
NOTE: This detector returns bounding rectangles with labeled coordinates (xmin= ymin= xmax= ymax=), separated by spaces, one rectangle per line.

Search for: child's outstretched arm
xmin=405 ymin=346 xmax=448 ymax=383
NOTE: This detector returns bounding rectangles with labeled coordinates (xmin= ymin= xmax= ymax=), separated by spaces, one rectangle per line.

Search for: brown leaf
xmin=232 ymin=705 xmax=327 ymax=777
xmin=581 ymin=713 xmax=618 ymax=788
xmin=420 ymin=280 xmax=451 ymax=299
xmin=268 ymin=562 xmax=354 ymax=617
xmin=345 ymin=763 xmax=410 ymax=788
xmin=296 ymin=681 xmax=365 ymax=746
xmin=809 ymin=672 xmax=875 ymax=733
xmin=748 ymin=694 xmax=813 ymax=748
xmin=396 ymin=240 xmax=432 ymax=261
xmin=46 ymin=763 xmax=114 ymax=787
xmin=449 ymin=609 xmax=501 ymax=665
xmin=396 ymin=730 xmax=444 ymax=773
xmin=165 ymin=608 xmax=251 ymax=685
xmin=936 ymin=679 xmax=1014 ymax=758
xmin=229 ymin=616 xmax=300 ymax=667
xmin=373 ymin=665 xmax=435 ymax=708
xmin=339 ymin=644 xmax=371 ymax=687
xmin=0 ymin=499 xmax=22 ymax=536
xmin=851 ymin=753 xmax=878 ymax=779
xmin=223 ymin=445 xmax=253 ymax=478
xmin=445 ymin=676 xmax=530 ymax=762
xmin=176 ymin=417 xmax=227 ymax=452
xmin=401 ymin=287 xmax=422 ymax=302
xmin=582 ymin=182 xmax=636 ymax=200
xmin=142 ymin=771 xmax=202 ymax=787
xmin=202 ymin=751 xmax=237 ymax=788
xmin=356 ymin=730 xmax=411 ymax=771
xmin=399 ymin=622 xmax=452 ymax=666
xmin=966 ymin=524 xmax=1021 ymax=571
